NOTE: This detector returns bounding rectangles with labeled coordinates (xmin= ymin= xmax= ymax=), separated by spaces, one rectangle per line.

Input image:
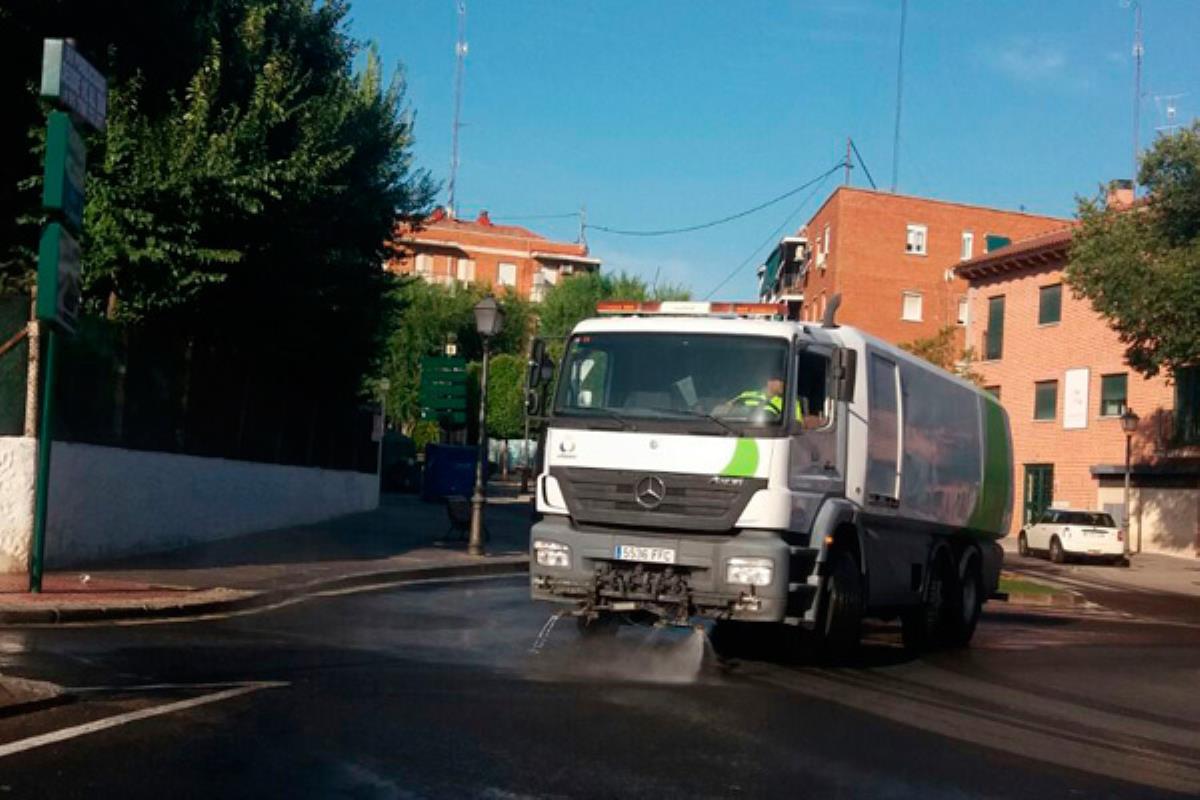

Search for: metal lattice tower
xmin=447 ymin=0 xmax=468 ymax=216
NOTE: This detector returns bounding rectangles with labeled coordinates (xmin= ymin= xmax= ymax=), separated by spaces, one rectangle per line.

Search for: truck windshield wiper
xmin=562 ymin=407 xmax=634 ymax=430
xmin=641 ymin=407 xmax=739 ymax=436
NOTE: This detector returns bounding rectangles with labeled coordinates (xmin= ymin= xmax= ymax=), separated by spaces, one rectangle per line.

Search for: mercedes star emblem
xmin=634 ymin=475 xmax=667 ymax=509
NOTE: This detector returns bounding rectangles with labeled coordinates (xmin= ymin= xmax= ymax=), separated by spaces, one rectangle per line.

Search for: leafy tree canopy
xmin=380 ymin=280 xmax=531 ymax=432
xmin=537 ymin=270 xmax=690 ymax=357
xmin=899 ymin=325 xmax=983 ymax=385
xmin=1066 ymin=122 xmax=1200 ymax=379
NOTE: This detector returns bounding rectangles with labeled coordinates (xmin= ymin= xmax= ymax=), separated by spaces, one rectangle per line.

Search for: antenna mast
xmin=447 ymin=0 xmax=468 ymax=216
xmin=1131 ymin=1 xmax=1143 ymax=194
xmin=890 ymin=0 xmax=907 ymax=193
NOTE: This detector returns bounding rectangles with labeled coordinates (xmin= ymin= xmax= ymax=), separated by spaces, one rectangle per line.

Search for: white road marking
xmin=0 ymin=681 xmax=288 ymax=759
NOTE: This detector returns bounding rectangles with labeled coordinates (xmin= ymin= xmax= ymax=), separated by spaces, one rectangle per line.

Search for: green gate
xmin=1023 ymin=463 xmax=1054 ymax=524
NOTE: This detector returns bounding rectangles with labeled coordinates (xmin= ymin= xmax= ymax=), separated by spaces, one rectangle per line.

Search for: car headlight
xmin=533 ymin=539 xmax=570 ymax=568
xmin=726 ymin=557 xmax=773 ymax=587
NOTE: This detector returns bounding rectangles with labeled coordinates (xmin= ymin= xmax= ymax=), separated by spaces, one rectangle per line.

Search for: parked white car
xmin=1018 ymin=509 xmax=1129 ymax=565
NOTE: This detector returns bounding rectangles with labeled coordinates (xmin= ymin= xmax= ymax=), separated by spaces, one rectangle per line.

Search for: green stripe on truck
xmin=721 ymin=438 xmax=760 ymax=477
xmin=968 ymin=396 xmax=1011 ymax=533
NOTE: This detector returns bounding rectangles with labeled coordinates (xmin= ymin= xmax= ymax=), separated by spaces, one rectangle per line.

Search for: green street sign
xmin=40 ymin=39 xmax=107 ymax=131
xmin=419 ymin=382 xmax=467 ymax=400
xmin=36 ymin=223 xmax=82 ymax=333
xmin=419 ymin=355 xmax=469 ymax=422
xmin=42 ymin=112 xmax=86 ymax=233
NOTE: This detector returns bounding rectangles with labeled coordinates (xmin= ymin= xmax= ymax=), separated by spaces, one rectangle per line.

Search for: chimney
xmin=1106 ymin=179 xmax=1135 ymax=210
xmin=476 ymin=210 xmax=493 ymax=227
xmin=427 ymin=207 xmax=447 ymax=223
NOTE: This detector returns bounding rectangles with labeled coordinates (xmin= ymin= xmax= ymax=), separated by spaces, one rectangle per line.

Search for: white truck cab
xmin=528 ymin=299 xmax=1012 ymax=651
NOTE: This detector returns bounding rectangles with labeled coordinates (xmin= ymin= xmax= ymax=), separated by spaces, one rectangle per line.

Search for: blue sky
xmin=347 ymin=0 xmax=1200 ymax=298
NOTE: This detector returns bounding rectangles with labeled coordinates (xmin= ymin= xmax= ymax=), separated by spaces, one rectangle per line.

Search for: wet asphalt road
xmin=0 ymin=574 xmax=1198 ymax=799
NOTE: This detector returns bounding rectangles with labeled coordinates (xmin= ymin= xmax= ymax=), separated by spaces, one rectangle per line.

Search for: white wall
xmin=0 ymin=437 xmax=37 ymax=572
xmin=0 ymin=437 xmax=379 ymax=570
xmin=1097 ymin=484 xmax=1199 ymax=558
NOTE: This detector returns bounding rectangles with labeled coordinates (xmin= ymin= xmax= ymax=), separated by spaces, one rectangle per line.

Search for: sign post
xmin=29 ymin=39 xmax=106 ymax=592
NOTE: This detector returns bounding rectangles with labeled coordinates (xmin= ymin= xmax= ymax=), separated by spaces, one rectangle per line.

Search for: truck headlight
xmin=534 ymin=539 xmax=570 ymax=568
xmin=726 ymin=557 xmax=773 ymax=587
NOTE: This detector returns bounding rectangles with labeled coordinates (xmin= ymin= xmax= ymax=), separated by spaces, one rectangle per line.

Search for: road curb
xmin=0 ymin=557 xmax=529 ymax=626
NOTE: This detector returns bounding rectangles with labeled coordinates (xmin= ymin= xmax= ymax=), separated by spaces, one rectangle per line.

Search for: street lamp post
xmin=469 ymin=296 xmax=504 ymax=556
xmin=1120 ymin=407 xmax=1140 ymax=559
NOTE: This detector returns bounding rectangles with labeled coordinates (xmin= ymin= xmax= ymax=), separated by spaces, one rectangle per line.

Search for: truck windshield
xmin=553 ymin=332 xmax=790 ymax=432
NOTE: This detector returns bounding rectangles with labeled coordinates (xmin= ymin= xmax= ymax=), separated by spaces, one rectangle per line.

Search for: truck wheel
xmin=1049 ymin=537 xmax=1065 ymax=564
xmin=1017 ymin=532 xmax=1029 ymax=557
xmin=945 ymin=553 xmax=983 ymax=648
xmin=901 ymin=548 xmax=953 ymax=652
xmin=816 ymin=549 xmax=863 ymax=659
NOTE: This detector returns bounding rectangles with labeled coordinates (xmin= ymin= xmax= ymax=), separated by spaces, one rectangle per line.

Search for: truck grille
xmin=551 ymin=467 xmax=766 ymax=532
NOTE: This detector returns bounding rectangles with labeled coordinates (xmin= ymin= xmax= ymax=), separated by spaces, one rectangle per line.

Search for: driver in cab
xmin=718 ymin=374 xmax=802 ymax=422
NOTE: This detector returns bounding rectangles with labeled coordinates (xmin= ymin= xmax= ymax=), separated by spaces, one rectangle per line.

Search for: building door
xmin=1023 ymin=464 xmax=1054 ymax=525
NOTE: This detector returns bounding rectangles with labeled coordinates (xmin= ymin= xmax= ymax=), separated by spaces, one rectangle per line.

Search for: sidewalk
xmin=1000 ymin=535 xmax=1200 ymax=599
xmin=0 ymin=486 xmax=533 ymax=625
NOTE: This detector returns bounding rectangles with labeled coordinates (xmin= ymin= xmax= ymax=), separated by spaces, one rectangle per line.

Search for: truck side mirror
xmin=526 ymin=338 xmax=547 ymax=393
xmin=833 ymin=348 xmax=857 ymax=401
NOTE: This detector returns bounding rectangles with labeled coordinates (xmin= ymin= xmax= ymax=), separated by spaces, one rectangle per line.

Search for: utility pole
xmin=890 ymin=0 xmax=907 ymax=193
xmin=447 ymin=0 xmax=467 ymax=216
xmin=844 ymin=137 xmax=852 ymax=186
xmin=578 ymin=204 xmax=587 ymax=247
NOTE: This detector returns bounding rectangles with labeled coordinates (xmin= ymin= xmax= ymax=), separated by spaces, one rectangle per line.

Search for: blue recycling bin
xmin=421 ymin=444 xmax=479 ymax=501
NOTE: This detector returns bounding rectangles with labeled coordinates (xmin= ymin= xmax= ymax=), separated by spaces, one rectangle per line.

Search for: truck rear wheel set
xmin=899 ymin=545 xmax=983 ymax=652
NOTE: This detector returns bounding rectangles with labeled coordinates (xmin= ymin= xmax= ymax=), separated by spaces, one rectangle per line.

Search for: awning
xmin=760 ymin=246 xmax=783 ymax=292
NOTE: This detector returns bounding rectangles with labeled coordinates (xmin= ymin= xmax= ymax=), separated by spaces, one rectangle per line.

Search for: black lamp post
xmin=469 ymin=295 xmax=504 ymax=556
xmin=1120 ymin=407 xmax=1139 ymax=559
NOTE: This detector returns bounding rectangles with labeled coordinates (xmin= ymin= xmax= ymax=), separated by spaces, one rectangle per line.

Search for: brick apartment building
xmin=957 ymin=209 xmax=1199 ymax=558
xmin=389 ymin=208 xmax=600 ymax=301
xmin=758 ymin=187 xmax=1067 ymax=345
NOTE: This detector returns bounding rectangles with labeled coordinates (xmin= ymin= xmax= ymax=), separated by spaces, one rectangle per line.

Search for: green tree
xmin=379 ymin=280 xmax=531 ymax=433
xmin=2 ymin=1 xmax=438 ymax=467
xmin=1066 ymin=122 xmax=1200 ymax=379
xmin=485 ymin=353 xmax=526 ymax=440
xmin=537 ymin=270 xmax=691 ymax=358
xmin=899 ymin=325 xmax=984 ymax=385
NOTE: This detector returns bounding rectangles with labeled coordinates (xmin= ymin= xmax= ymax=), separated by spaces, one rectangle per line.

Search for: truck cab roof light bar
xmin=595 ymin=300 xmax=785 ymax=319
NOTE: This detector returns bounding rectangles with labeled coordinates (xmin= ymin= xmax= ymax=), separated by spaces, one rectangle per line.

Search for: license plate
xmin=614 ymin=545 xmax=676 ymax=564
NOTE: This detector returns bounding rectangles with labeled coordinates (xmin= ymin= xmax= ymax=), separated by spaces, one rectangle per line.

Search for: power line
xmin=703 ymin=171 xmax=836 ymax=300
xmin=491 ymin=212 xmax=580 ymax=221
xmin=587 ymin=161 xmax=848 ymax=237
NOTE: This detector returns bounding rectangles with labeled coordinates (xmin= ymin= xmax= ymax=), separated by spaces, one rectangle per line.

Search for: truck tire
xmin=944 ymin=552 xmax=984 ymax=648
xmin=901 ymin=548 xmax=953 ymax=652
xmin=816 ymin=549 xmax=863 ymax=659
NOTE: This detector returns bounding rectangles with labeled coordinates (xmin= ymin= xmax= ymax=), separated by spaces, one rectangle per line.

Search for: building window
xmin=823 ymin=224 xmax=831 ymax=256
xmin=1034 ymin=380 xmax=1058 ymax=421
xmin=957 ymin=297 xmax=969 ymax=326
xmin=901 ymin=292 xmax=923 ymax=322
xmin=1176 ymin=365 xmax=1200 ymax=444
xmin=415 ymin=253 xmax=432 ymax=277
xmin=960 ymin=231 xmax=974 ymax=261
xmin=456 ymin=258 xmax=476 ymax=282
xmin=985 ymin=295 xmax=1005 ymax=360
xmin=1100 ymin=373 xmax=1127 ymax=417
xmin=497 ymin=262 xmax=517 ymax=287
xmin=985 ymin=385 xmax=1001 ymax=401
xmin=1038 ymin=283 xmax=1062 ymax=325
xmin=905 ymin=224 xmax=927 ymax=255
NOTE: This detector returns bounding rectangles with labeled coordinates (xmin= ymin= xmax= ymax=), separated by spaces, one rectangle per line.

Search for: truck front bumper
xmin=529 ymin=515 xmax=794 ymax=623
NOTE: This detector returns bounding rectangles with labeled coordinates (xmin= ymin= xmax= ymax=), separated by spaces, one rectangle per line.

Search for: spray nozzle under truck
xmin=527 ymin=298 xmax=1012 ymax=650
